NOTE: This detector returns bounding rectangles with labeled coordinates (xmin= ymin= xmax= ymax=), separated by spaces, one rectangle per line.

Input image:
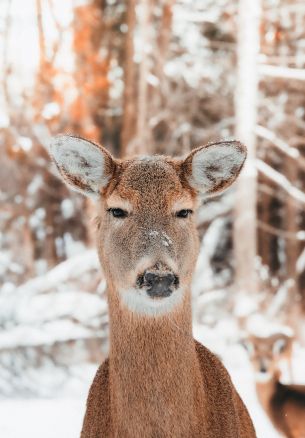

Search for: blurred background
xmin=0 ymin=0 xmax=305 ymax=437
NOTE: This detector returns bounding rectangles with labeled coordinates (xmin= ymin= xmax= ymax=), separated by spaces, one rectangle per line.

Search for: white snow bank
xmin=14 ymin=250 xmax=100 ymax=295
xmin=0 ymin=398 xmax=85 ymax=438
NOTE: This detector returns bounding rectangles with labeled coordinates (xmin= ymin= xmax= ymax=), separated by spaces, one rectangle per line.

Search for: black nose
xmin=137 ymin=270 xmax=179 ymax=298
xmin=259 ymin=363 xmax=268 ymax=373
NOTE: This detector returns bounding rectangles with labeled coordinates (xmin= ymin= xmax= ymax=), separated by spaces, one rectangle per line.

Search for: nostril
xmin=162 ymin=273 xmax=176 ymax=288
xmin=173 ymin=274 xmax=179 ymax=288
xmin=144 ymin=272 xmax=156 ymax=287
xmin=136 ymin=274 xmax=145 ymax=288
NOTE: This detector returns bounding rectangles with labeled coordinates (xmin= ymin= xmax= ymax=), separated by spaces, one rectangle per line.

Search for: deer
xmin=243 ymin=333 xmax=305 ymax=438
xmin=49 ymin=134 xmax=256 ymax=438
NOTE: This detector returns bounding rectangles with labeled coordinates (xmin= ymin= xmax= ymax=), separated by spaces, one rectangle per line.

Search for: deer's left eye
xmin=176 ymin=209 xmax=193 ymax=218
xmin=108 ymin=208 xmax=128 ymax=218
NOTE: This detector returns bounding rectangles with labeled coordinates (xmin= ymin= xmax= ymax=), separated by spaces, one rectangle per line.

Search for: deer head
xmin=242 ymin=334 xmax=294 ymax=381
xmin=50 ymin=135 xmax=246 ymax=317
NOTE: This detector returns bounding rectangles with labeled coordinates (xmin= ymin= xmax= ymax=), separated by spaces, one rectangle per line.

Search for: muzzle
xmin=136 ymin=263 xmax=179 ymax=298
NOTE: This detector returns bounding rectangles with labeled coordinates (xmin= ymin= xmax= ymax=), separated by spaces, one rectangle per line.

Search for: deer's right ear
xmin=49 ymin=135 xmax=116 ymax=198
xmin=272 ymin=336 xmax=290 ymax=355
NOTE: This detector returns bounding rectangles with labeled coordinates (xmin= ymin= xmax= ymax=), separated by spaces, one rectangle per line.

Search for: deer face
xmin=242 ymin=334 xmax=293 ymax=382
xmin=50 ymin=135 xmax=246 ymax=316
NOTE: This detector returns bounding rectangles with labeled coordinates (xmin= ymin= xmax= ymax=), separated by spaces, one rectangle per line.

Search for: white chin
xmin=118 ymin=287 xmax=185 ymax=316
xmin=256 ymin=372 xmax=272 ymax=383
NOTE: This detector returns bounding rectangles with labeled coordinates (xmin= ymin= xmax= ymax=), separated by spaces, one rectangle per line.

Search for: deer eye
xmin=176 ymin=209 xmax=193 ymax=218
xmin=108 ymin=208 xmax=128 ymax=218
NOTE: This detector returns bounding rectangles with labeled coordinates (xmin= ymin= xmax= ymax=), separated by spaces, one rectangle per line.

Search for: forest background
xmin=0 ymin=0 xmax=305 ymax=437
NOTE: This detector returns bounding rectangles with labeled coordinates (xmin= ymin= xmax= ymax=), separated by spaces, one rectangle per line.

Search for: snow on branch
xmin=255 ymin=125 xmax=300 ymax=160
xmin=256 ymin=159 xmax=305 ymax=204
xmin=14 ymin=249 xmax=100 ymax=296
xmin=257 ymin=220 xmax=305 ymax=241
xmin=266 ymin=279 xmax=296 ymax=319
xmin=196 ymin=192 xmax=234 ymax=226
xmin=0 ymin=250 xmax=106 ymax=350
xmin=259 ymin=64 xmax=305 ymax=81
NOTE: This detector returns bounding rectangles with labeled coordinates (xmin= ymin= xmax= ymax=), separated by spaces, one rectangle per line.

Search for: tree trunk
xmin=135 ymin=0 xmax=152 ymax=154
xmin=234 ymin=0 xmax=261 ymax=294
xmin=156 ymin=0 xmax=174 ymax=86
xmin=121 ymin=0 xmax=137 ymax=157
xmin=284 ymin=156 xmax=300 ymax=299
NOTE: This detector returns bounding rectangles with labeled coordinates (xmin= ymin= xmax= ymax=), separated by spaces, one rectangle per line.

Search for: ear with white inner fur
xmin=49 ymin=135 xmax=116 ymax=198
xmin=272 ymin=337 xmax=290 ymax=355
xmin=182 ymin=141 xmax=247 ymax=196
xmin=240 ymin=339 xmax=254 ymax=357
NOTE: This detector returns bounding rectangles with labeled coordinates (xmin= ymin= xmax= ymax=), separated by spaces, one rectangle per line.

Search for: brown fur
xmin=256 ymin=378 xmax=305 ymax=438
xmin=50 ymin=137 xmax=255 ymax=437
xmin=245 ymin=334 xmax=305 ymax=438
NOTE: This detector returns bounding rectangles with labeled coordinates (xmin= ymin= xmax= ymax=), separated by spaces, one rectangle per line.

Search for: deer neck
xmin=256 ymin=375 xmax=278 ymax=417
xmin=107 ymin=285 xmax=205 ymax=435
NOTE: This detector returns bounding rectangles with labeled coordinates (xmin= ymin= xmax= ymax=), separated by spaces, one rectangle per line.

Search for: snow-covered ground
xmin=2 ymin=395 xmax=274 ymax=438
xmin=2 ymin=315 xmax=298 ymax=438
xmin=0 ymin=398 xmax=85 ymax=438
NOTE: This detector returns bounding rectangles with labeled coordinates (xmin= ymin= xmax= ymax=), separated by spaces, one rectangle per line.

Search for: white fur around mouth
xmin=118 ymin=287 xmax=185 ymax=316
xmin=256 ymin=372 xmax=272 ymax=383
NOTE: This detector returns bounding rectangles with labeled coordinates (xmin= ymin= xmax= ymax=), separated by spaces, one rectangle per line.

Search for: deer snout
xmin=259 ymin=359 xmax=269 ymax=374
xmin=137 ymin=266 xmax=179 ymax=298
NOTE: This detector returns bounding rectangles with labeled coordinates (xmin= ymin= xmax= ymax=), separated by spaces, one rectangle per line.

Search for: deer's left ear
xmin=182 ymin=141 xmax=247 ymax=196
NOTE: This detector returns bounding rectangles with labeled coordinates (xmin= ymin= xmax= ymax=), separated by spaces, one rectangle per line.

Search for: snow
xmin=0 ymin=386 xmax=277 ymax=438
xmin=245 ymin=314 xmax=294 ymax=338
xmin=0 ymin=398 xmax=85 ymax=438
xmin=12 ymin=249 xmax=99 ymax=295
xmin=148 ymin=231 xmax=173 ymax=247
xmin=0 ymin=396 xmax=277 ymax=438
xmin=17 ymin=136 xmax=33 ymax=152
xmin=42 ymin=102 xmax=61 ymax=120
xmin=255 ymin=125 xmax=300 ymax=159
xmin=259 ymin=63 xmax=305 ymax=81
xmin=196 ymin=191 xmax=234 ymax=225
xmin=61 ymin=199 xmax=75 ymax=219
xmin=257 ymin=159 xmax=305 ymax=203
xmin=27 ymin=175 xmax=43 ymax=196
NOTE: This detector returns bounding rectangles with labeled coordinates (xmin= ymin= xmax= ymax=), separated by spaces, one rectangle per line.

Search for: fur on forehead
xmin=103 ymin=155 xmax=194 ymax=200
xmin=182 ymin=140 xmax=247 ymax=196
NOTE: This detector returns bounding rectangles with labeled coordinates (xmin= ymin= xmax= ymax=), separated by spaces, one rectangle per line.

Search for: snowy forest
xmin=1 ymin=0 xmax=305 ymax=437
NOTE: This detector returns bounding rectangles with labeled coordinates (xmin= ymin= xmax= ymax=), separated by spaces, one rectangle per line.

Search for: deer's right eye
xmin=108 ymin=208 xmax=128 ymax=218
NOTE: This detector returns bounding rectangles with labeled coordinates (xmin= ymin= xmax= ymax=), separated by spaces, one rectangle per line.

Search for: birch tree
xmin=136 ymin=0 xmax=152 ymax=154
xmin=121 ymin=0 xmax=137 ymax=157
xmin=234 ymin=0 xmax=261 ymax=295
